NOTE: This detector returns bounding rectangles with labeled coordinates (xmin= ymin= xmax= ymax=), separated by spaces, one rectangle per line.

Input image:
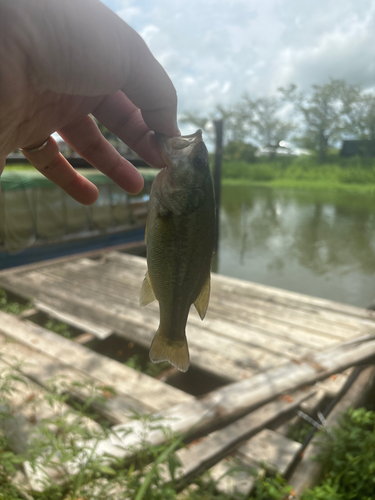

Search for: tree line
xmin=181 ymin=79 xmax=375 ymax=163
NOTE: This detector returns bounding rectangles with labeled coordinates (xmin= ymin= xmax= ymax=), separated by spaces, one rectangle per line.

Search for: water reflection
xmin=218 ymin=185 xmax=375 ymax=308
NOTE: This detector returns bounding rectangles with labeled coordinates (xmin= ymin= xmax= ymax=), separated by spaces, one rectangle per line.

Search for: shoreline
xmin=222 ymin=178 xmax=375 ymax=193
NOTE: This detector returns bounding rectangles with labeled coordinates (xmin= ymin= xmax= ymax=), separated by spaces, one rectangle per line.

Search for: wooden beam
xmin=289 ymin=365 xmax=375 ymax=497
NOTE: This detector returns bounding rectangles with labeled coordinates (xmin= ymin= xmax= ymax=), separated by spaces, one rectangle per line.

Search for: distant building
xmin=340 ymin=140 xmax=375 ymax=157
xmin=255 ymin=141 xmax=311 ymax=157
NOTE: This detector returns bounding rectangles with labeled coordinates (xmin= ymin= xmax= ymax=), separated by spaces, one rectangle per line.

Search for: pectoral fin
xmin=194 ymin=274 xmax=211 ymax=320
xmin=140 ymin=271 xmax=156 ymax=307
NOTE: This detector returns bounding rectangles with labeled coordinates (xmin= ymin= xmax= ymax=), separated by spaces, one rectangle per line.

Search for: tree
xmin=342 ymin=90 xmax=375 ymax=148
xmin=280 ymin=80 xmax=360 ymax=163
xmin=239 ymin=94 xmax=294 ymax=147
xmin=179 ymin=105 xmax=247 ymax=147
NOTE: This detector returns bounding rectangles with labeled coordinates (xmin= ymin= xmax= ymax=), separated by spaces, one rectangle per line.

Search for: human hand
xmin=0 ymin=0 xmax=180 ymax=204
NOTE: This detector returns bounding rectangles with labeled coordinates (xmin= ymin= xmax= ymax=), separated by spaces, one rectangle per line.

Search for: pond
xmin=216 ymin=185 xmax=375 ymax=308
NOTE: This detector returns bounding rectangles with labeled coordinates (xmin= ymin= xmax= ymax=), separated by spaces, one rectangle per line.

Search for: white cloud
xmin=102 ymin=0 xmax=375 ymax=117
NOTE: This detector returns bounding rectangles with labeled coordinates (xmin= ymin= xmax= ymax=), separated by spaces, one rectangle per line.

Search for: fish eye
xmin=193 ymin=156 xmax=206 ymax=169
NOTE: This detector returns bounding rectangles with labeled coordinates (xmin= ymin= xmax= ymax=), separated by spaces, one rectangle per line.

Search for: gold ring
xmin=21 ymin=137 xmax=50 ymax=153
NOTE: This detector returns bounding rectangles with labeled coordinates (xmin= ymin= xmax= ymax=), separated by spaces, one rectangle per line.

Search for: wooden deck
xmin=1 ymin=251 xmax=375 ymax=497
xmin=1 ymin=251 xmax=375 ymax=382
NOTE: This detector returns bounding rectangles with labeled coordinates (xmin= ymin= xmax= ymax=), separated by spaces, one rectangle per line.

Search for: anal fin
xmin=194 ymin=274 xmax=211 ymax=320
xmin=140 ymin=271 xmax=156 ymax=307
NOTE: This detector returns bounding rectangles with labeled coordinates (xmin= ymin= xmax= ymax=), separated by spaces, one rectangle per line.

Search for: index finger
xmin=93 ymin=92 xmax=166 ymax=169
xmin=120 ymin=28 xmax=180 ymax=138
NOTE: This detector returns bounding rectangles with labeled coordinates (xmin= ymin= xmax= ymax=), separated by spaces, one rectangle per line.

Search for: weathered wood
xmin=0 ymin=270 xmax=287 ymax=376
xmin=171 ymin=388 xmax=314 ymax=484
xmin=315 ymin=368 xmax=353 ymax=397
xmin=0 ymin=311 xmax=193 ymax=411
xmin=209 ymin=430 xmax=301 ymax=497
xmin=237 ymin=429 xmax=301 ymax=476
xmin=208 ymin=457 xmax=259 ymax=499
xmin=34 ymin=264 xmax=327 ymax=355
xmin=2 ymin=251 xmax=374 ymax=386
xmin=105 ymin=252 xmax=375 ymax=325
xmin=212 ymin=269 xmax=375 ymax=324
xmin=289 ymin=365 xmax=375 ymax=498
xmin=0 ymin=332 xmax=152 ymax=420
xmin=73 ymin=331 xmax=96 ymax=344
xmin=45 ymin=255 xmax=362 ymax=342
xmin=92 ymin=336 xmax=375 ymax=462
xmin=209 ymin=429 xmax=301 ymax=497
xmin=0 ymin=358 xmax=101 ymax=455
xmin=34 ymin=300 xmax=113 ymax=339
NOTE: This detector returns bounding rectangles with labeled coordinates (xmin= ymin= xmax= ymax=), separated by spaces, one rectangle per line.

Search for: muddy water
xmin=216 ymin=185 xmax=375 ymax=308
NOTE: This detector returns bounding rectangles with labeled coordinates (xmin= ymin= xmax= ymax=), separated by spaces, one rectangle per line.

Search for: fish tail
xmin=149 ymin=328 xmax=190 ymax=373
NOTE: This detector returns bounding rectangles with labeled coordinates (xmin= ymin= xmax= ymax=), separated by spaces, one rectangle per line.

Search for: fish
xmin=139 ymin=129 xmax=216 ymax=372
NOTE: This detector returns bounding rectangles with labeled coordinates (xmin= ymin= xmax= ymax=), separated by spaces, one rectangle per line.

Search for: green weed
xmin=222 ymin=157 xmax=375 ymax=192
xmin=124 ymin=353 xmax=171 ymax=378
xmin=302 ymin=407 xmax=375 ymax=500
xmin=43 ymin=318 xmax=72 ymax=339
xmin=0 ymin=289 xmax=32 ymax=315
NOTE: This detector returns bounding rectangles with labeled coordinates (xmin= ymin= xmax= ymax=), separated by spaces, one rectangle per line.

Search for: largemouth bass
xmin=140 ymin=129 xmax=216 ymax=372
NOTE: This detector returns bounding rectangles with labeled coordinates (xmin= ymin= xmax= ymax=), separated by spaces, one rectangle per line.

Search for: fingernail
xmin=142 ymin=110 xmax=180 ymax=138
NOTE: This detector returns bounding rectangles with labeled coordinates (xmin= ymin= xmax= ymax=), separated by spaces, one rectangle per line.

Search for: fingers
xmin=58 ymin=114 xmax=144 ymax=194
xmin=93 ymin=92 xmax=166 ymax=169
xmin=21 ymin=136 xmax=99 ymax=205
xmin=121 ymin=32 xmax=180 ymax=137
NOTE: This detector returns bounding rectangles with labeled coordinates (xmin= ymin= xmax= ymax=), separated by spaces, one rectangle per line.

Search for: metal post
xmin=213 ymin=119 xmax=223 ymax=254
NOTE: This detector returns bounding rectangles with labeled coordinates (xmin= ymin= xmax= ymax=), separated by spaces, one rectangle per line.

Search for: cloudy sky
xmin=102 ymin=0 xmax=375 ymax=119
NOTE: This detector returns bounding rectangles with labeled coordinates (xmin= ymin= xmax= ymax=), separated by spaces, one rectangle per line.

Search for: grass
xmin=221 ymin=154 xmax=375 ymax=192
xmin=0 ymin=289 xmax=33 ymax=315
xmin=3 ymin=162 xmax=35 ymax=171
xmin=124 ymin=353 xmax=171 ymax=378
xmin=2 ymin=291 xmax=375 ymax=499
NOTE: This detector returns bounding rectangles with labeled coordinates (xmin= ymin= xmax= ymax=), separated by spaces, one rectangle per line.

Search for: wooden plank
xmin=170 ymin=388 xmax=314 ymax=484
xmin=0 ymin=311 xmax=193 ymax=411
xmin=1 ymin=272 xmax=254 ymax=380
xmin=49 ymin=255 xmax=364 ymax=341
xmin=105 ymin=252 xmax=375 ymax=324
xmin=0 ymin=358 xmax=102 ymax=455
xmin=7 ymin=256 xmax=344 ymax=364
xmin=236 ymin=428 xmax=301 ymax=476
xmin=36 ymin=272 xmax=317 ymax=360
xmin=208 ymin=457 xmax=259 ymax=499
xmin=79 ymin=258 xmax=360 ymax=340
xmin=34 ymin=300 xmax=113 ymax=339
xmin=315 ymin=368 xmax=353 ymax=397
xmin=0 ymin=332 xmax=152 ymax=420
xmin=1 ymin=255 xmax=363 ymax=370
xmin=289 ymin=365 xmax=375 ymax=498
xmin=0 ymin=270 xmax=288 ymax=375
xmin=7 ymin=249 xmax=371 ymax=330
xmin=212 ymin=269 xmax=375 ymax=324
xmin=209 ymin=429 xmax=301 ymax=498
xmin=3 ymin=252 xmax=367 ymax=346
xmin=40 ymin=259 xmax=343 ymax=352
xmin=28 ymin=258 xmax=373 ymax=352
xmin=91 ymin=335 xmax=375 ymax=462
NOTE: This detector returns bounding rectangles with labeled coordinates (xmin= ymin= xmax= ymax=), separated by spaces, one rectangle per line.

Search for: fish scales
xmin=140 ymin=129 xmax=215 ymax=372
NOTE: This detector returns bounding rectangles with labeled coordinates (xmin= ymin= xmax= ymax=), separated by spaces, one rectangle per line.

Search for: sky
xmin=101 ymin=0 xmax=375 ymax=121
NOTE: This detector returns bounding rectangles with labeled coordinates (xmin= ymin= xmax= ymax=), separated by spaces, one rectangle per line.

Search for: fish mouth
xmin=156 ymin=130 xmax=203 ymax=165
